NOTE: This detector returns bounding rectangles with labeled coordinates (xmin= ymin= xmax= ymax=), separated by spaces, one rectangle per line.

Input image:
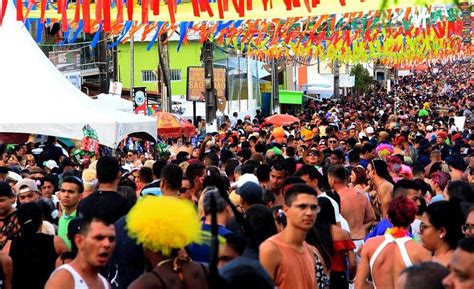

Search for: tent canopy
xmin=0 ymin=6 xmax=157 ymax=147
xmin=94 ymin=93 xmax=134 ymax=113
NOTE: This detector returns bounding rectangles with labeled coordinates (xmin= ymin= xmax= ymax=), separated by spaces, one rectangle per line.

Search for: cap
xmin=15 ymin=178 xmax=39 ymax=194
xmin=426 ymin=125 xmax=433 ymax=132
xmin=44 ymin=160 xmax=59 ymax=170
xmin=303 ymin=148 xmax=323 ymax=159
xmin=366 ymin=127 xmax=374 ymax=134
xmin=237 ymin=174 xmax=259 ymax=188
xmin=237 ymin=182 xmax=263 ymax=205
xmin=437 ymin=132 xmax=447 ymax=140
xmin=6 ymin=171 xmax=22 ymax=183
xmin=451 ymin=134 xmax=463 ymax=142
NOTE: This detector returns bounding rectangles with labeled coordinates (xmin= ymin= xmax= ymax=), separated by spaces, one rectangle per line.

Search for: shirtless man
xmin=367 ymin=160 xmax=394 ymax=219
xmin=45 ymin=217 xmax=115 ymax=289
xmin=328 ymin=165 xmax=375 ymax=241
xmin=267 ymin=162 xmax=288 ymax=206
xmin=355 ymin=197 xmax=431 ymax=289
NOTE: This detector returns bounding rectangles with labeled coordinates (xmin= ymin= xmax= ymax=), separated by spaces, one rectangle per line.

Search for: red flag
xmin=150 ymin=0 xmax=159 ymax=16
xmin=104 ymin=0 xmax=111 ymax=31
xmin=116 ymin=0 xmax=124 ymax=22
xmin=16 ymin=0 xmax=23 ymax=21
xmin=191 ymin=0 xmax=200 ymax=16
xmin=127 ymin=0 xmax=133 ymax=21
xmin=141 ymin=0 xmax=148 ymax=23
xmin=0 ymin=0 xmax=8 ymax=25
xmin=83 ymin=0 xmax=91 ymax=32
xmin=61 ymin=0 xmax=68 ymax=31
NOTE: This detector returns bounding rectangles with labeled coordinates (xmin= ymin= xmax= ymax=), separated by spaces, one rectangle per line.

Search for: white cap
xmin=426 ymin=125 xmax=433 ymax=132
xmin=237 ymin=173 xmax=259 ymax=188
xmin=44 ymin=160 xmax=58 ymax=170
xmin=6 ymin=171 xmax=22 ymax=183
xmin=366 ymin=127 xmax=374 ymax=134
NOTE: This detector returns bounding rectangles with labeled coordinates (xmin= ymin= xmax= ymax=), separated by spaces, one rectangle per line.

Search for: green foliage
xmin=379 ymin=0 xmax=461 ymax=11
xmin=350 ymin=64 xmax=373 ymax=96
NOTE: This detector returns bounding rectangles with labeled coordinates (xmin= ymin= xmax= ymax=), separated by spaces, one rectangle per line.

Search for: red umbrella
xmin=264 ymin=114 xmax=300 ymax=126
xmin=156 ymin=112 xmax=196 ymax=138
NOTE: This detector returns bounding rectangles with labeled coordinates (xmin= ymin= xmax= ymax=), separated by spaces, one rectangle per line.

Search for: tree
xmin=350 ymin=64 xmax=373 ymax=96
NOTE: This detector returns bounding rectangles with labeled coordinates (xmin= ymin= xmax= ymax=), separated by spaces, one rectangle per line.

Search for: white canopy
xmin=0 ymin=5 xmax=157 ymax=147
xmin=94 ymin=93 xmax=134 ymax=113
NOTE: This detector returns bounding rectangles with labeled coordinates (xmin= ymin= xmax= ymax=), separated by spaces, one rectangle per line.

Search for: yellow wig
xmin=126 ymin=196 xmax=202 ymax=256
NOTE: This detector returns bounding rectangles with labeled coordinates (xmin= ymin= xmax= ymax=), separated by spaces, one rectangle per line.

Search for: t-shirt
xmin=430 ymin=194 xmax=445 ymax=203
xmin=140 ymin=180 xmax=161 ymax=196
xmin=187 ymin=223 xmax=232 ymax=263
xmin=77 ymin=190 xmax=132 ymax=224
xmin=104 ymin=216 xmax=146 ymax=289
xmin=58 ymin=210 xmax=77 ymax=250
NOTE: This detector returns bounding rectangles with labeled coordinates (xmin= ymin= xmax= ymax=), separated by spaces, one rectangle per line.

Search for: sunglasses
xmin=461 ymin=224 xmax=474 ymax=233
xmin=179 ymin=187 xmax=192 ymax=194
xmin=328 ymin=140 xmax=338 ymax=143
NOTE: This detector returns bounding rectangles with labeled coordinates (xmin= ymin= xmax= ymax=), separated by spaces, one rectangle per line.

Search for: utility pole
xmin=271 ymin=59 xmax=280 ymax=114
xmin=201 ymin=40 xmax=217 ymax=132
xmin=98 ymin=31 xmax=108 ymax=93
xmin=333 ymin=60 xmax=340 ymax=99
xmin=130 ymin=35 xmax=134 ymax=99
xmin=158 ymin=33 xmax=172 ymax=112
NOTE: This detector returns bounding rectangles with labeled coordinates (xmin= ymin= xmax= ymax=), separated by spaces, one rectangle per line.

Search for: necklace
xmin=156 ymin=258 xmax=174 ymax=269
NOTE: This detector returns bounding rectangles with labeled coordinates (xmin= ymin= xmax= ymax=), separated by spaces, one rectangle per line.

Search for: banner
xmin=132 ymin=87 xmax=148 ymax=115
xmin=186 ymin=67 xmax=227 ymax=104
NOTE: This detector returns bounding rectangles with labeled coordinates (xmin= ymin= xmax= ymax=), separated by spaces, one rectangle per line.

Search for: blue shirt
xmin=187 ymin=223 xmax=232 ymax=263
xmin=430 ymin=194 xmax=445 ymax=203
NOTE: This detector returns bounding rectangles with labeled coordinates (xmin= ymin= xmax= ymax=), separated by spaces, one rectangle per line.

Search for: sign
xmin=63 ymin=71 xmax=81 ymax=89
xmin=186 ymin=67 xmax=226 ymax=105
xmin=279 ymin=90 xmax=303 ymax=105
xmin=49 ymin=50 xmax=81 ymax=72
xmin=109 ymin=81 xmax=123 ymax=96
xmin=132 ymin=87 xmax=147 ymax=115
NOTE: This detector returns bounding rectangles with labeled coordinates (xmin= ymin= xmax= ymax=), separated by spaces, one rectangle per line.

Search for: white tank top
xmin=369 ymin=234 xmax=413 ymax=289
xmin=55 ymin=264 xmax=109 ymax=289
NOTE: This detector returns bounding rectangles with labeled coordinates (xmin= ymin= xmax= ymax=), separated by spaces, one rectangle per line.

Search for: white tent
xmin=0 ymin=4 xmax=157 ymax=147
xmin=94 ymin=94 xmax=134 ymax=113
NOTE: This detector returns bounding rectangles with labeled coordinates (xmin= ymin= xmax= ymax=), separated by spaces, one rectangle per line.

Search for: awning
xmin=279 ymin=90 xmax=303 ymax=105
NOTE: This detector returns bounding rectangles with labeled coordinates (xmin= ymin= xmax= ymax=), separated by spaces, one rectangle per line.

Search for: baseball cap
xmin=366 ymin=127 xmax=374 ymax=134
xmin=437 ymin=132 xmax=447 ymax=140
xmin=44 ymin=160 xmax=59 ymax=170
xmin=236 ymin=174 xmax=259 ymax=188
xmin=15 ymin=178 xmax=39 ymax=194
xmin=237 ymin=182 xmax=263 ymax=205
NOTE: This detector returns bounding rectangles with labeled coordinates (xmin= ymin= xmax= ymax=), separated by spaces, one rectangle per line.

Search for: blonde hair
xmin=82 ymin=168 xmax=97 ymax=191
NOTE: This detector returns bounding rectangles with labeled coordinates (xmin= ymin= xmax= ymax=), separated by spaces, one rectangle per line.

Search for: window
xmin=170 ymin=69 xmax=181 ymax=81
xmin=142 ymin=70 xmax=157 ymax=82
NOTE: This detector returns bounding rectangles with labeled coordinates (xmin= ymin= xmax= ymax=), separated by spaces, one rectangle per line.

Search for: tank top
xmin=10 ymin=233 xmax=57 ymax=289
xmin=369 ymin=234 xmax=413 ymax=289
xmin=266 ymin=235 xmax=315 ymax=289
xmin=56 ymin=264 xmax=109 ymax=289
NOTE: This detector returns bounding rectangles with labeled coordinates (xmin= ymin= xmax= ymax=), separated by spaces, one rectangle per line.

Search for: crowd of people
xmin=0 ymin=59 xmax=472 ymax=289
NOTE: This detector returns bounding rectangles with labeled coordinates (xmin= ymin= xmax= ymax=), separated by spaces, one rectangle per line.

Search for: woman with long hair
xmin=6 ymin=202 xmax=67 ymax=289
xmin=349 ymin=166 xmax=369 ymax=194
xmin=367 ymin=159 xmax=395 ymax=220
xmin=310 ymin=197 xmax=356 ymax=289
xmin=420 ymin=201 xmax=465 ymax=266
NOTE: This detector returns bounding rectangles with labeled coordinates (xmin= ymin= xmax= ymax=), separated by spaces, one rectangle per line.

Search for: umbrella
xmin=264 ymin=114 xmax=300 ymax=126
xmin=156 ymin=112 xmax=196 ymax=138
